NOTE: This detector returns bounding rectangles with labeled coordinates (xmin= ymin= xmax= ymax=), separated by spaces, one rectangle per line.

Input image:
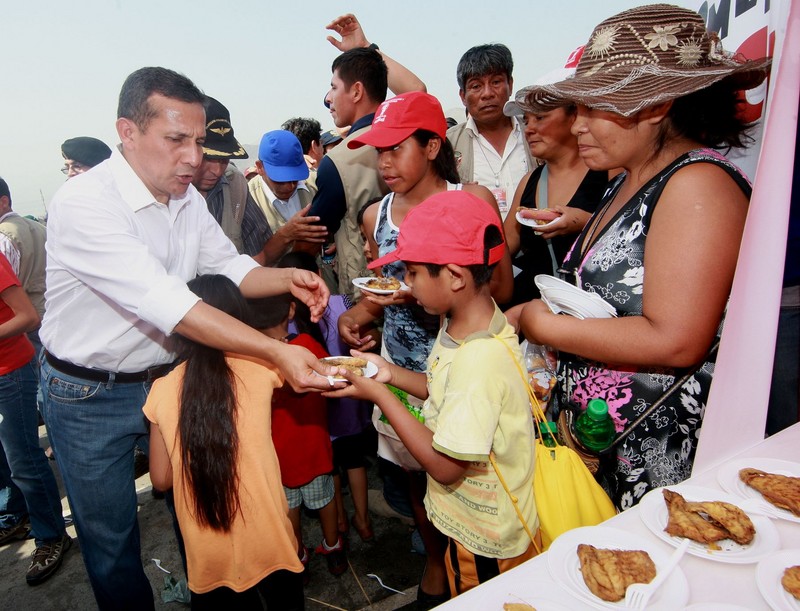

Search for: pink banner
xmin=693 ymin=0 xmax=800 ymax=472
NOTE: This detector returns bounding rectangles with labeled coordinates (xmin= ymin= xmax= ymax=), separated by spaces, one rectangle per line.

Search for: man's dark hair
xmin=117 ymin=67 xmax=205 ymax=131
xmin=331 ymin=48 xmax=388 ymax=105
xmin=281 ymin=117 xmax=323 ymax=155
xmin=424 ymin=224 xmax=503 ymax=288
xmin=0 ymin=177 xmax=10 ymax=204
xmin=456 ymin=44 xmax=514 ymax=91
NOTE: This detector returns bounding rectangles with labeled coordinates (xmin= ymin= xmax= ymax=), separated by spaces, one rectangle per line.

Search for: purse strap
xmin=487 ymin=337 xmax=552 ymax=554
xmin=535 ymin=165 xmax=560 ymax=277
xmin=598 ymin=339 xmax=720 ymax=454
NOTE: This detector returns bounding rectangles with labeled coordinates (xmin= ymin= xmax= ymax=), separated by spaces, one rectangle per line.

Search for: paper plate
xmin=756 ymin=549 xmax=800 ymax=611
xmin=547 ymin=525 xmax=690 ymax=610
xmin=717 ymin=457 xmax=800 ymax=523
xmin=316 ymin=357 xmax=378 ymax=384
xmin=535 ymin=274 xmax=617 ymax=319
xmin=516 ymin=209 xmax=562 ymax=230
xmin=639 ymin=484 xmax=781 ymax=564
xmin=352 ymin=277 xmax=409 ymax=295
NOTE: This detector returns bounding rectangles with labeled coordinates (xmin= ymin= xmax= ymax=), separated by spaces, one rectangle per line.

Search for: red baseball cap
xmin=368 ymin=191 xmax=505 ymax=270
xmin=348 ymin=91 xmax=448 ymax=150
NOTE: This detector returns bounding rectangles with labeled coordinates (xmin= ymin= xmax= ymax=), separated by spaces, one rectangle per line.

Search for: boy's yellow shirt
xmin=422 ymin=304 xmax=537 ymax=559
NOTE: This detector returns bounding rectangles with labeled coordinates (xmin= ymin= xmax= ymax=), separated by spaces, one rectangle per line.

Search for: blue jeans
xmin=0 ymin=359 xmax=65 ymax=544
xmin=40 ymin=357 xmax=155 ymax=611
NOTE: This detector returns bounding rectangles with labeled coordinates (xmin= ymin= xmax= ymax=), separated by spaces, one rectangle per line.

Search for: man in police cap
xmin=194 ymin=96 xmax=326 ymax=265
xmin=60 ymin=136 xmax=112 ymax=179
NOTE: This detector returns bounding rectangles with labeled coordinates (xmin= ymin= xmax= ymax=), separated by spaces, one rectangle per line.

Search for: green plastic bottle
xmin=574 ymin=399 xmax=615 ymax=452
xmin=539 ymin=421 xmax=558 ymax=448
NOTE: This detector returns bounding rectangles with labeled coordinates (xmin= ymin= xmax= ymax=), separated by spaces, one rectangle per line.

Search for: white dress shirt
xmin=40 ymin=148 xmax=259 ymax=372
xmin=468 ymin=115 xmax=529 ymax=219
xmin=258 ymin=176 xmax=308 ymax=225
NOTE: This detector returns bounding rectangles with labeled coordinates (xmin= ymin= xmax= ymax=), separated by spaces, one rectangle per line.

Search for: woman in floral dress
xmin=512 ymin=4 xmax=770 ymax=509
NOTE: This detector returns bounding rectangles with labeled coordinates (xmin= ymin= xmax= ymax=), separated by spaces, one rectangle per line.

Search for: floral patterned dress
xmin=554 ymin=149 xmax=751 ymax=510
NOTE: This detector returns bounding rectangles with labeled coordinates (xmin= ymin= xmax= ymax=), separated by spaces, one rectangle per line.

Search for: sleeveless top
xmin=555 ymin=149 xmax=751 ymax=510
xmin=373 ymin=183 xmax=461 ymax=372
xmin=512 ymin=166 xmax=608 ymax=305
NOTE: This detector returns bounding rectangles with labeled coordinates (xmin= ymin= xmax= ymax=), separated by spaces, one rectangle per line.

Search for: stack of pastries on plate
xmin=782 ymin=566 xmax=800 ymax=600
xmin=739 ymin=468 xmax=800 ymax=516
xmin=576 ymin=544 xmax=656 ymax=602
xmin=662 ymin=489 xmax=755 ymax=546
xmin=320 ymin=356 xmax=368 ymax=378
xmin=364 ymin=276 xmax=401 ymax=291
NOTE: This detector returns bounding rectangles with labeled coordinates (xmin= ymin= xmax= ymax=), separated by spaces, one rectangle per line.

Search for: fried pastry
xmin=663 ymin=489 xmax=754 ymax=545
xmin=503 ymin=604 xmax=536 ymax=611
xmin=782 ymin=565 xmax=800 ymax=599
xmin=739 ymin=467 xmax=800 ymax=516
xmin=577 ymin=544 xmax=656 ymax=602
xmin=685 ymin=501 xmax=754 ymax=545
xmin=322 ymin=356 xmax=368 ymax=377
xmin=364 ymin=276 xmax=401 ymax=291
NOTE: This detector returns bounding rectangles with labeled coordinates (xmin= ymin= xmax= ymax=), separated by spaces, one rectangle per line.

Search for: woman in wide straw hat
xmin=513 ymin=3 xmax=770 ymax=510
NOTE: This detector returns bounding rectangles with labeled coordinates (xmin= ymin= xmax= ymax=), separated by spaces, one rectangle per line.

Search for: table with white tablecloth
xmin=436 ymin=423 xmax=800 ymax=610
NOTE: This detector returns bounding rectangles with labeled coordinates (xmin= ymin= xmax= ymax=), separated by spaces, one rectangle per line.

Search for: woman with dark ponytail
xmin=144 ymin=275 xmax=304 ymax=610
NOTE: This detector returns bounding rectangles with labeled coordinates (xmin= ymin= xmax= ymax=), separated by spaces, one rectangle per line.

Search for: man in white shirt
xmin=446 ymin=44 xmax=534 ymax=220
xmin=39 ymin=67 xmax=334 ymax=610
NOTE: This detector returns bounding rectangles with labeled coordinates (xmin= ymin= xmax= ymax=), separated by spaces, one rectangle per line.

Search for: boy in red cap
xmin=326 ymin=190 xmax=538 ymax=597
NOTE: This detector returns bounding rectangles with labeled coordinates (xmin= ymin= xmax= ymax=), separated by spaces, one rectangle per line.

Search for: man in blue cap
xmin=249 ymin=130 xmax=322 ymax=246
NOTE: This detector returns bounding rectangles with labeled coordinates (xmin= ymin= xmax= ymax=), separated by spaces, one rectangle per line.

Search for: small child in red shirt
xmin=248 ymin=294 xmax=346 ymax=580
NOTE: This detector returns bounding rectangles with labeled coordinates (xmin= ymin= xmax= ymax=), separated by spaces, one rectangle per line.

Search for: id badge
xmin=491 ymin=187 xmax=508 ymax=216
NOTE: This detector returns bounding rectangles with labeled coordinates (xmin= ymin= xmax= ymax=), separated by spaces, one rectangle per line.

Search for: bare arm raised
xmin=325 ymin=13 xmax=426 ymax=94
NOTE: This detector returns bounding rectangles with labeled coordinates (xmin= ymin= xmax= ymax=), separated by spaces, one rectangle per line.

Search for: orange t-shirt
xmin=143 ymin=354 xmax=302 ymax=593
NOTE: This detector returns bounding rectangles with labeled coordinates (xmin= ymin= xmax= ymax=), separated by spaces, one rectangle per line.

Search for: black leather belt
xmin=44 ymin=351 xmax=175 ymax=384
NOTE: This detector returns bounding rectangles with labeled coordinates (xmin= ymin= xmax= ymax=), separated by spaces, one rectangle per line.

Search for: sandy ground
xmin=0 ymin=426 xmax=428 ymax=611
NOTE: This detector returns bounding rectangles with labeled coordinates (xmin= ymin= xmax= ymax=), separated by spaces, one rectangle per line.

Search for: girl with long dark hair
xmin=144 ymin=275 xmax=304 ymax=610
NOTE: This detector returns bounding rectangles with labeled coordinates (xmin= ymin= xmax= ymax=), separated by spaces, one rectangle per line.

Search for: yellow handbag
xmin=490 ymin=340 xmax=616 ymax=552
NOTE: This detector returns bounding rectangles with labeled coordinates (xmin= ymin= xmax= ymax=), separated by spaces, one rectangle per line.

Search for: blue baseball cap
xmin=257 ymin=130 xmax=309 ymax=182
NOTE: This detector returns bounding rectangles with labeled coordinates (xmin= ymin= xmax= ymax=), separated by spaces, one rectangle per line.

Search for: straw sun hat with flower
xmin=526 ymin=3 xmax=770 ymax=117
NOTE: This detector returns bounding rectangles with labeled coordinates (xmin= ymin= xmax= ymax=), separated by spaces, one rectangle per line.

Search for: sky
xmin=1 ymin=0 xmax=647 ymax=217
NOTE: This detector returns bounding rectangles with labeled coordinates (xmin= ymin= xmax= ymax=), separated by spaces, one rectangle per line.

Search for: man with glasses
xmin=60 ymin=137 xmax=112 ymax=179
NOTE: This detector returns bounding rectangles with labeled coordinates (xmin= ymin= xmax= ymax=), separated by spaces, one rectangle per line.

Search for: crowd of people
xmin=1 ymin=5 xmax=794 ymax=611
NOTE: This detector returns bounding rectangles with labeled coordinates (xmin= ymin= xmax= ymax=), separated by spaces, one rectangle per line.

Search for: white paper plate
xmin=717 ymin=457 xmax=800 ymax=523
xmin=534 ymin=274 xmax=617 ymax=319
xmin=756 ymin=549 xmax=800 ymax=611
xmin=516 ymin=209 xmax=561 ymax=230
xmin=449 ymin=580 xmax=574 ymax=611
xmin=316 ymin=357 xmax=378 ymax=383
xmin=352 ymin=276 xmax=409 ymax=295
xmin=685 ymin=604 xmax=755 ymax=611
xmin=547 ymin=525 xmax=690 ymax=610
xmin=639 ymin=484 xmax=781 ymax=564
